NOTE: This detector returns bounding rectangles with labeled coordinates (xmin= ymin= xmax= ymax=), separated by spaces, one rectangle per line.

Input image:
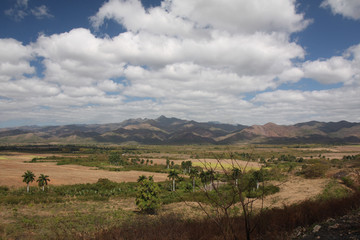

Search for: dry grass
xmin=0 ymin=152 xmax=169 ymax=187
xmin=95 ymin=191 xmax=360 ymax=240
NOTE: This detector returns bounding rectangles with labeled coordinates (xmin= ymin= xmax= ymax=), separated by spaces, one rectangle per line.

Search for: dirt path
xmin=0 ymin=153 xmax=169 ymax=187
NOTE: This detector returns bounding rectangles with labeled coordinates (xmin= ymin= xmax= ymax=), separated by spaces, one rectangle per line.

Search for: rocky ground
xmin=292 ymin=209 xmax=360 ymax=240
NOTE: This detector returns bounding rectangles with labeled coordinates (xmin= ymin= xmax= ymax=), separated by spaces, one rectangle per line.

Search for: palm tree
xmin=168 ymin=169 xmax=179 ymax=191
xmin=200 ymin=170 xmax=208 ymax=190
xmin=166 ymin=158 xmax=170 ymax=169
xmin=232 ymin=168 xmax=241 ymax=187
xmin=137 ymin=175 xmax=147 ymax=182
xmin=37 ymin=174 xmax=50 ymax=191
xmin=189 ymin=168 xmax=199 ymax=192
xmin=207 ymin=170 xmax=215 ymax=184
xmin=22 ymin=170 xmax=35 ymax=193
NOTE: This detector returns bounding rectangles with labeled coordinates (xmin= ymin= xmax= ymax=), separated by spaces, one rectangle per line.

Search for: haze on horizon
xmin=0 ymin=0 xmax=360 ymax=128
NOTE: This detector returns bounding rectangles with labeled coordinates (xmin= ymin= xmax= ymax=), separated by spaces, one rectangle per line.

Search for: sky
xmin=0 ymin=0 xmax=360 ymax=127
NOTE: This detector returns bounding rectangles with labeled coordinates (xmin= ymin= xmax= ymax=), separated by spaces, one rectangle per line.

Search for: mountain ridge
xmin=0 ymin=117 xmax=359 ymax=145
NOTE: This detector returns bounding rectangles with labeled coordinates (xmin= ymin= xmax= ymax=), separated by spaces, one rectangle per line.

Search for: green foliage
xmin=22 ymin=170 xmax=35 ymax=184
xmin=135 ymin=177 xmax=161 ymax=214
xmin=278 ymin=154 xmax=297 ymax=162
xmin=301 ymin=162 xmax=330 ymax=178
xmin=0 ymin=179 xmax=138 ymax=204
xmin=0 ymin=186 xmax=10 ymax=196
xmin=342 ymin=154 xmax=360 ymax=161
xmin=317 ymin=179 xmax=351 ymax=200
xmin=22 ymin=170 xmax=35 ymax=193
xmin=341 ymin=176 xmax=355 ymax=189
xmin=37 ymin=174 xmax=50 ymax=191
xmin=246 ymin=184 xmax=280 ymax=198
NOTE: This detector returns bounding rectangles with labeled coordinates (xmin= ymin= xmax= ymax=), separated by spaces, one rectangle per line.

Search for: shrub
xmin=341 ymin=176 xmax=355 ymax=189
xmin=0 ymin=186 xmax=9 ymax=195
xmin=301 ymin=163 xmax=329 ymax=178
xmin=135 ymin=177 xmax=161 ymax=214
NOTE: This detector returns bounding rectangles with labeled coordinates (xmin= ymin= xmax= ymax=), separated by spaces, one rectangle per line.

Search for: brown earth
xmin=253 ymin=176 xmax=328 ymax=209
xmin=0 ymin=152 xmax=169 ymax=187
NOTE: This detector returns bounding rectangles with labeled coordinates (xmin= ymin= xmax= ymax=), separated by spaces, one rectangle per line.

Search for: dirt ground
xmin=0 ymin=152 xmax=169 ymax=187
xmin=253 ymin=176 xmax=328 ymax=209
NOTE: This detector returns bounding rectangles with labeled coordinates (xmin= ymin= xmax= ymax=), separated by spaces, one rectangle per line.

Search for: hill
xmin=0 ymin=116 xmax=359 ymax=144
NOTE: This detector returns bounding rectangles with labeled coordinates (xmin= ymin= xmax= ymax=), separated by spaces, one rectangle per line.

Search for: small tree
xmin=189 ymin=168 xmax=199 ymax=192
xmin=22 ymin=170 xmax=35 ymax=193
xmin=37 ymin=174 xmax=50 ymax=191
xmin=137 ymin=175 xmax=147 ymax=182
xmin=193 ymin=152 xmax=270 ymax=240
xmin=232 ymin=167 xmax=241 ymax=187
xmin=109 ymin=152 xmax=127 ymax=166
xmin=166 ymin=158 xmax=170 ymax=169
xmin=168 ymin=169 xmax=179 ymax=191
xmin=135 ymin=176 xmax=161 ymax=214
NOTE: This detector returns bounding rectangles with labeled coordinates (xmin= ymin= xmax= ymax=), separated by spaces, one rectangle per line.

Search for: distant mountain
xmin=0 ymin=117 xmax=359 ymax=145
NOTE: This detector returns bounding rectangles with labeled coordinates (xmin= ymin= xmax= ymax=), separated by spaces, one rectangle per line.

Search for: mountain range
xmin=0 ymin=116 xmax=360 ymax=145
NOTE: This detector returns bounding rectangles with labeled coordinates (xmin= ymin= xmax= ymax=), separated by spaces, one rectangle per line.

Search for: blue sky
xmin=0 ymin=0 xmax=360 ymax=127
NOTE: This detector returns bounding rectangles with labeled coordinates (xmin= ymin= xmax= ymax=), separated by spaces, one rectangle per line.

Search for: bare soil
xmin=253 ymin=176 xmax=328 ymax=209
xmin=0 ymin=152 xmax=169 ymax=187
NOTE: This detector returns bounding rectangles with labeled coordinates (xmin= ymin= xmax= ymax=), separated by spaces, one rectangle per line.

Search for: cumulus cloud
xmin=2 ymin=0 xmax=360 ymax=127
xmin=0 ymin=39 xmax=34 ymax=82
xmin=91 ymin=0 xmax=310 ymax=35
xmin=33 ymin=28 xmax=126 ymax=86
xmin=303 ymin=44 xmax=360 ymax=85
xmin=321 ymin=0 xmax=360 ymax=20
xmin=252 ymin=86 xmax=360 ymax=123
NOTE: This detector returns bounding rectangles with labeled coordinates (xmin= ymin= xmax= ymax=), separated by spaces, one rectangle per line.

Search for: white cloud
xmin=4 ymin=0 xmax=52 ymax=21
xmin=303 ymin=44 xmax=360 ymax=85
xmin=31 ymin=5 xmax=53 ymax=19
xmin=2 ymin=0 xmax=360 ymax=127
xmin=321 ymin=0 xmax=360 ymax=20
xmin=33 ymin=28 xmax=126 ymax=86
xmin=91 ymin=0 xmax=310 ymax=35
xmin=0 ymin=39 xmax=34 ymax=81
xmin=0 ymin=79 xmax=60 ymax=98
xmin=252 ymin=86 xmax=360 ymax=123
xmin=167 ymin=0 xmax=310 ymax=34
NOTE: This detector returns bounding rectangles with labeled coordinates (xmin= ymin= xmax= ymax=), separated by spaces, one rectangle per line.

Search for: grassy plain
xmin=0 ymin=144 xmax=359 ymax=239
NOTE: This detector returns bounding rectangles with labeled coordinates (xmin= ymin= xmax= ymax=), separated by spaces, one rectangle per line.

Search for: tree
xmin=232 ymin=168 xmax=241 ymax=187
xmin=137 ymin=175 xmax=147 ymax=182
xmin=193 ymin=152 xmax=270 ymax=240
xmin=109 ymin=152 xmax=127 ymax=166
xmin=181 ymin=160 xmax=193 ymax=173
xmin=37 ymin=174 xmax=50 ymax=191
xmin=135 ymin=176 xmax=161 ymax=214
xmin=189 ymin=168 xmax=199 ymax=192
xmin=200 ymin=170 xmax=209 ymax=190
xmin=168 ymin=169 xmax=179 ymax=191
xmin=22 ymin=170 xmax=35 ymax=193
xmin=166 ymin=158 xmax=170 ymax=169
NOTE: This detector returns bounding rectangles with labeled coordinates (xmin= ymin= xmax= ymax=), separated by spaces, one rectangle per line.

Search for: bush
xmin=317 ymin=179 xmax=350 ymax=200
xmin=0 ymin=186 xmax=9 ymax=195
xmin=135 ymin=177 xmax=161 ymax=214
xmin=301 ymin=163 xmax=329 ymax=178
xmin=341 ymin=176 xmax=355 ymax=189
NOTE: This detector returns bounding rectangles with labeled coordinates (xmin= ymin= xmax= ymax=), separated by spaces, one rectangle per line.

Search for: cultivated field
xmin=0 ymin=152 xmax=169 ymax=187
